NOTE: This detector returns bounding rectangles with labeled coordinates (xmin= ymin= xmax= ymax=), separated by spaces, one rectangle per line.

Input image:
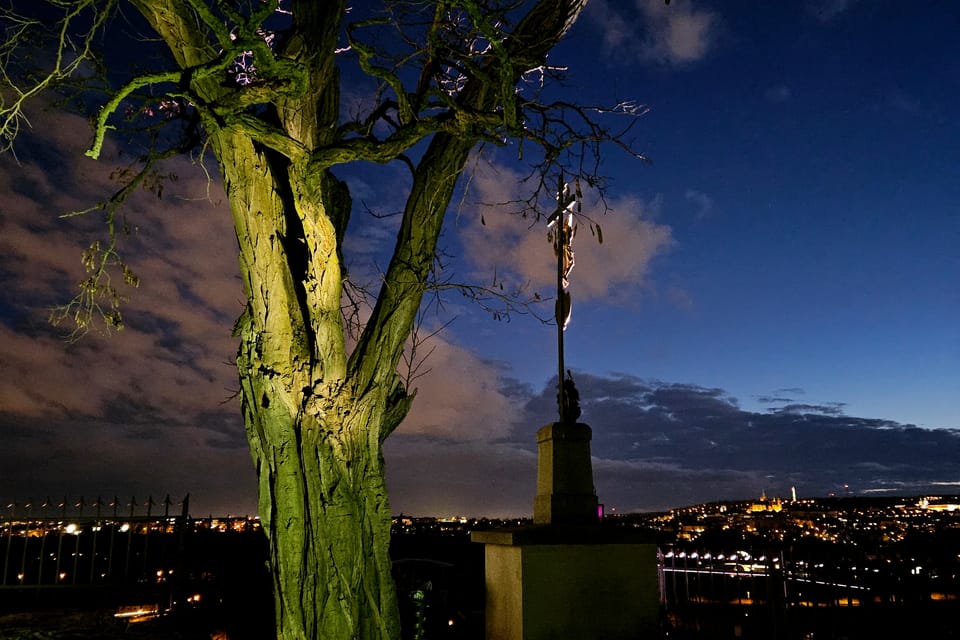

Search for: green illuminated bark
xmin=211 ymin=122 xmax=474 ymax=640
xmin=36 ymin=1 xmax=590 ymax=638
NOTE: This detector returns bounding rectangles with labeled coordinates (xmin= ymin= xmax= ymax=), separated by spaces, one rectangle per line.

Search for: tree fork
xmin=3 ymin=2 xmax=605 ymax=639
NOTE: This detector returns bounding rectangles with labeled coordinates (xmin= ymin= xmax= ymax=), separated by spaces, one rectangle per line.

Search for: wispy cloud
xmin=554 ymin=373 xmax=960 ymax=507
xmin=398 ymin=336 xmax=522 ymax=442
xmin=0 ymin=106 xmax=250 ymax=514
xmin=588 ymin=0 xmax=719 ymax=66
xmin=0 ymin=105 xmax=561 ymax=516
xmin=806 ymin=0 xmax=860 ymax=23
xmin=387 ymin=371 xmax=960 ymax=516
xmin=4 ymin=79 xmax=955 ymax=520
xmin=684 ymin=189 xmax=714 ymax=219
xmin=765 ymin=84 xmax=793 ymax=103
xmin=769 ymin=402 xmax=846 ymax=416
xmin=457 ymin=163 xmax=673 ymax=306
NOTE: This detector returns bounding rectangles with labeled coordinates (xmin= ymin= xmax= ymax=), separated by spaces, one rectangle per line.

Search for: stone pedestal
xmin=533 ymin=422 xmax=597 ymax=525
xmin=472 ymin=527 xmax=659 ymax=640
xmin=472 ymin=421 xmax=661 ymax=638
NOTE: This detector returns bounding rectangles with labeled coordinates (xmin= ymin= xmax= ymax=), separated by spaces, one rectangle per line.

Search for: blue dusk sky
xmin=1 ymin=1 xmax=958 ymax=517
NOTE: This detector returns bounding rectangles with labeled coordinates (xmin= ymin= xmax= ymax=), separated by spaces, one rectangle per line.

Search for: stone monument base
xmin=471 ymin=525 xmax=660 ymax=640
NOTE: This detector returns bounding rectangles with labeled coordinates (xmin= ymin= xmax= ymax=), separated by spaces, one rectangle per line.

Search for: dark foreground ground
xmin=0 ymin=532 xmax=481 ymax=640
xmin=0 ymin=582 xmax=272 ymax=640
xmin=5 ymin=526 xmax=960 ymax=640
xmin=0 ymin=609 xmax=218 ymax=640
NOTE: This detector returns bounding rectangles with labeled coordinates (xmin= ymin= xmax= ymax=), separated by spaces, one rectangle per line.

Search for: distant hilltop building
xmin=918 ymin=497 xmax=960 ymax=512
xmin=749 ymin=496 xmax=783 ymax=513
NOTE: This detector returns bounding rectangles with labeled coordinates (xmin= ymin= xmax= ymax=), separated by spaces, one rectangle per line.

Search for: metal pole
xmin=556 ymin=174 xmax=566 ymax=424
xmin=107 ymin=497 xmax=118 ymax=580
xmin=71 ymin=498 xmax=82 ymax=584
xmin=89 ymin=497 xmax=102 ymax=583
xmin=19 ymin=500 xmax=32 ymax=584
xmin=125 ymin=496 xmax=136 ymax=581
xmin=0 ymin=500 xmax=17 ymax=586
xmin=36 ymin=515 xmax=47 ymax=586
xmin=142 ymin=495 xmax=154 ymax=580
xmin=2 ymin=501 xmax=14 ymax=586
xmin=54 ymin=496 xmax=66 ymax=584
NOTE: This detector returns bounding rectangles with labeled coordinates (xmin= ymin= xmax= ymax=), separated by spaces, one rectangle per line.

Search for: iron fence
xmin=0 ymin=495 xmax=196 ymax=589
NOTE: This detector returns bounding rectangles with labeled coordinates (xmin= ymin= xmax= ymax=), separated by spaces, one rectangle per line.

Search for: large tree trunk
xmin=119 ymin=2 xmax=588 ymax=638
xmin=245 ymin=385 xmax=399 ymax=640
xmin=189 ymin=2 xmax=407 ymax=633
xmin=132 ymin=0 xmax=465 ymax=632
xmin=212 ymin=128 xmax=474 ymax=639
xmin=215 ymin=130 xmax=473 ymax=640
xmin=212 ymin=124 xmax=403 ymax=639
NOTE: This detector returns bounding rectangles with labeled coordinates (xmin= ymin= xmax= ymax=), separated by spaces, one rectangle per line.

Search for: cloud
xmin=384 ymin=438 xmax=538 ymax=517
xmin=0 ymin=103 xmax=555 ymax=517
xmin=806 ymin=0 xmax=859 ymax=23
xmin=637 ymin=0 xmax=717 ymax=64
xmin=765 ymin=84 xmax=793 ymax=103
xmin=769 ymin=402 xmax=846 ymax=416
xmin=587 ymin=0 xmax=635 ymax=52
xmin=588 ymin=0 xmax=719 ymax=66
xmin=684 ymin=189 xmax=713 ymax=219
xmin=0 ymin=411 xmax=257 ymax=517
xmin=5 ymin=89 xmax=956 ymax=520
xmin=397 ymin=336 xmax=523 ymax=442
xmin=665 ymin=285 xmax=694 ymax=311
xmin=457 ymin=163 xmax=673 ymax=307
xmin=593 ymin=458 xmax=765 ymax=513
xmin=755 ymin=395 xmax=797 ymax=404
xmin=0 ymin=105 xmax=252 ymax=515
xmin=0 ymin=112 xmax=241 ymax=422
xmin=383 ymin=371 xmax=960 ymax=516
xmin=502 ymin=373 xmax=960 ymax=512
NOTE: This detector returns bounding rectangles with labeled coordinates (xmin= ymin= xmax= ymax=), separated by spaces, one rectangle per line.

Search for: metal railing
xmin=0 ymin=495 xmax=194 ymax=588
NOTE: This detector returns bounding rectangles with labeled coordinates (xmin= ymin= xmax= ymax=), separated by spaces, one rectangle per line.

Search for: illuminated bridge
xmin=657 ymin=546 xmax=959 ymax=638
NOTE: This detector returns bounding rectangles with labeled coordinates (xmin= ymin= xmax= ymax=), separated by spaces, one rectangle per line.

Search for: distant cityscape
xmin=5 ymin=491 xmax=960 ymax=540
xmin=389 ymin=492 xmax=960 ymax=548
xmin=3 ymin=493 xmax=960 ymax=638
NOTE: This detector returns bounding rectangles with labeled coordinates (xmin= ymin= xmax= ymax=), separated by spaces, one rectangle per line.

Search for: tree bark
xmin=210 ymin=123 xmax=401 ymax=638
xmin=118 ymin=2 xmax=590 ymax=638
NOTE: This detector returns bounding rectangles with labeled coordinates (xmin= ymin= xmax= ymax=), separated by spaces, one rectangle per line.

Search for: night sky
xmin=2 ymin=1 xmax=959 ymax=517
